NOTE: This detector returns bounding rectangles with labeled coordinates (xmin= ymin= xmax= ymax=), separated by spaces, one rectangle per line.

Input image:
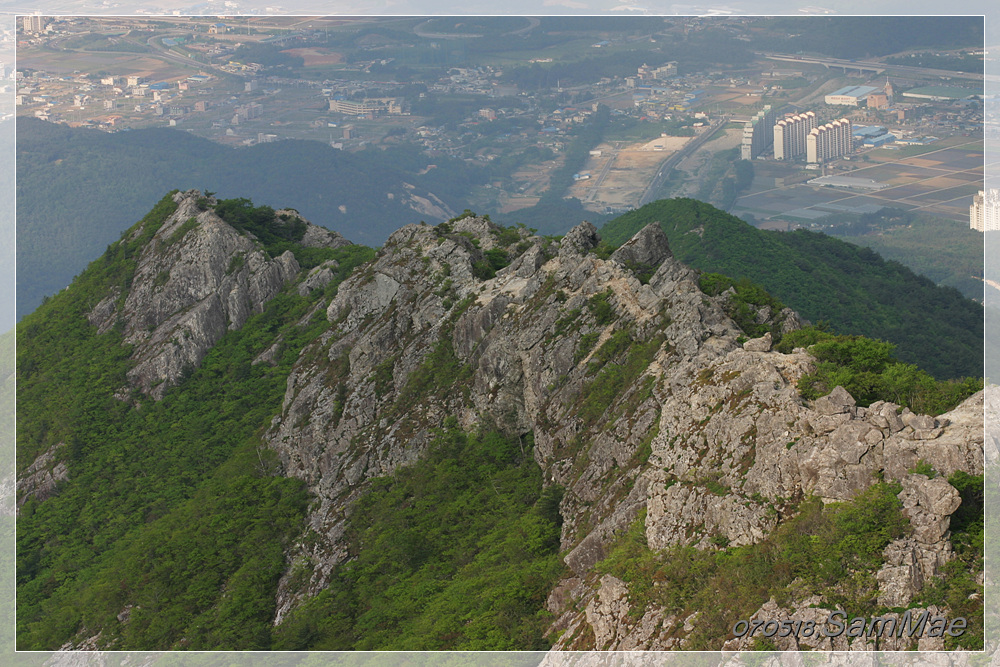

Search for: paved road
xmin=639 ymin=118 xmax=728 ymax=207
xmin=413 ymin=17 xmax=539 ymax=39
xmin=586 ymin=145 xmax=619 ymax=202
xmin=760 ymin=52 xmax=984 ymax=83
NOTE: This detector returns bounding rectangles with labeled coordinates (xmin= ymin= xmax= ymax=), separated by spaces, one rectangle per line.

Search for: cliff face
xmin=86 ymin=191 xmax=347 ymax=399
xmin=21 ymin=191 xmax=982 ymax=651
xmin=250 ymin=212 xmax=981 ymax=646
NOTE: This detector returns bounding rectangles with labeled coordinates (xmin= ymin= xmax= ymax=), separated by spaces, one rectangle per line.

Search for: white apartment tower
xmin=21 ymin=15 xmax=48 ymax=33
xmin=806 ymin=118 xmax=853 ymax=164
xmin=740 ymin=105 xmax=777 ymax=160
xmin=773 ymin=111 xmax=817 ymax=160
xmin=971 ymin=189 xmax=1000 ymax=232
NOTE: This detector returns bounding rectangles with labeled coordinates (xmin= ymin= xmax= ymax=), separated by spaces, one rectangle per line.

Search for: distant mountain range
xmin=16 ymin=118 xmax=485 ymax=316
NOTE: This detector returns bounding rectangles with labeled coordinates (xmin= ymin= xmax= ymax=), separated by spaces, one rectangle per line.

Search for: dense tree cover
xmin=596 ymin=478 xmax=982 ymax=650
xmin=0 ymin=329 xmax=12 ymax=487
xmin=16 ymin=199 xmax=374 ymax=649
xmin=600 ymin=198 xmax=982 ymax=380
xmin=272 ymin=427 xmax=566 ymax=650
xmin=820 ymin=209 xmax=983 ymax=301
xmin=748 ymin=16 xmax=983 ymax=60
xmin=17 ymin=119 xmax=487 ymax=316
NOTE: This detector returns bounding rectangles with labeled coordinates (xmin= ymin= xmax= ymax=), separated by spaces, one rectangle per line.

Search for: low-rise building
xmin=329 ymin=97 xmax=403 ymax=116
xmin=825 ymin=85 xmax=879 ymax=106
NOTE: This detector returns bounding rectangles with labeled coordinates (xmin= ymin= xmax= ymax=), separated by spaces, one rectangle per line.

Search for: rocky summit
xmin=16 ymin=190 xmax=983 ymax=652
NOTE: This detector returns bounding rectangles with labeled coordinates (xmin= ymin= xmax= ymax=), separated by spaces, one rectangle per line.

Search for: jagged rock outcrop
xmin=297 ymin=259 xmax=340 ymax=296
xmin=86 ymin=191 xmax=326 ymax=398
xmin=608 ymin=223 xmax=672 ymax=268
xmin=257 ymin=213 xmax=982 ymax=646
xmin=279 ymin=209 xmax=351 ymax=250
xmin=64 ymin=195 xmax=981 ymax=650
xmin=16 ymin=444 xmax=68 ymax=509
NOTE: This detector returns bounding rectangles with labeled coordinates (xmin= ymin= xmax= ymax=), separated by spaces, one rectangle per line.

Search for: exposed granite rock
xmin=86 ymin=287 xmax=121 ymax=334
xmin=33 ymin=181 xmax=986 ymax=655
xmin=81 ymin=202 xmax=973 ymax=649
xmin=297 ymin=260 xmax=339 ymax=296
xmin=559 ymin=221 xmax=600 ymax=256
xmin=877 ymin=538 xmax=924 ymax=607
xmin=586 ymin=575 xmax=631 ymax=649
xmin=16 ymin=444 xmax=69 ymax=509
xmin=608 ymin=223 xmax=672 ymax=268
xmin=743 ymin=331 xmax=772 ymax=352
xmin=97 ymin=191 xmax=315 ymax=398
xmin=263 ymin=213 xmax=982 ymax=644
xmin=277 ymin=210 xmax=351 ymax=249
xmin=814 ymin=385 xmax=856 ymax=415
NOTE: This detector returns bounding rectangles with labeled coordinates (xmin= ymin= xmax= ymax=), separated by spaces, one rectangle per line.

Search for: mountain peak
xmin=86 ymin=190 xmax=358 ymax=399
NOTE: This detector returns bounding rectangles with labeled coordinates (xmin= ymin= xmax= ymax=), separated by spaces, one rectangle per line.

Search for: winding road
xmin=639 ymin=118 xmax=728 ymax=206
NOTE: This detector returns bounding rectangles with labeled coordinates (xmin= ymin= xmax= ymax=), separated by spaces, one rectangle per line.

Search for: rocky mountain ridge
xmin=17 ymin=190 xmax=984 ymax=651
xmin=85 ymin=191 xmax=350 ymax=399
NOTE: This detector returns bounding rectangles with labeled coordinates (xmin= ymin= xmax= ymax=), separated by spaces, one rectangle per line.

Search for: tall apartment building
xmin=740 ymin=105 xmax=776 ymax=160
xmin=21 ymin=15 xmax=49 ymax=34
xmin=806 ymin=118 xmax=853 ymax=164
xmin=773 ymin=111 xmax=817 ymax=160
xmin=971 ymin=189 xmax=1000 ymax=232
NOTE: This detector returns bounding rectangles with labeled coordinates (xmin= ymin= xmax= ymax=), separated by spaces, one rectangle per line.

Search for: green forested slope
xmin=15 ymin=195 xmax=564 ymax=651
xmin=16 ymin=119 xmax=485 ymax=316
xmin=601 ymin=198 xmax=982 ymax=380
xmin=818 ymin=208 xmax=983 ymax=301
xmin=272 ymin=428 xmax=565 ymax=651
xmin=16 ymin=198 xmax=372 ymax=649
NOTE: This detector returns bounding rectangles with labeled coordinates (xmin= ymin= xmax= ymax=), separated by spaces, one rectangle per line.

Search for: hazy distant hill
xmin=601 ymin=198 xmax=982 ymax=380
xmin=809 ymin=208 xmax=983 ymax=302
xmin=16 ymin=119 xmax=486 ymax=316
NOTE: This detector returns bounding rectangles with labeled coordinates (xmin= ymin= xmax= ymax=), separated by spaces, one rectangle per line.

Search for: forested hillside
xmin=601 ymin=198 xmax=982 ymax=380
xmin=818 ymin=208 xmax=983 ymax=301
xmin=16 ymin=192 xmax=983 ymax=651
